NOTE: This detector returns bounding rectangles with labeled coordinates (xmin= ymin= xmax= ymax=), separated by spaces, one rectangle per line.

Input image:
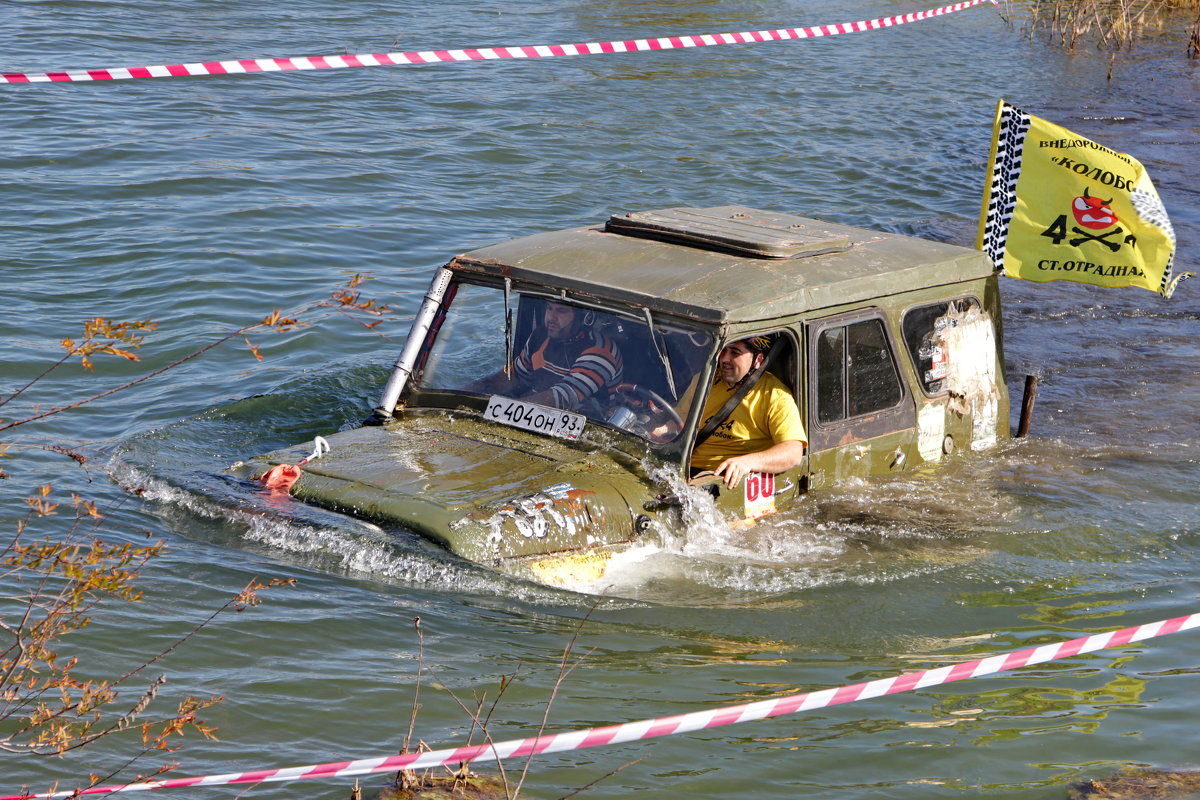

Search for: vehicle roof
xmin=448 ymin=205 xmax=996 ymax=325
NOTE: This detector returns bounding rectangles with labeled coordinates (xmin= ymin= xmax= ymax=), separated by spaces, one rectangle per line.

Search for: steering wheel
xmin=610 ymin=384 xmax=684 ymax=439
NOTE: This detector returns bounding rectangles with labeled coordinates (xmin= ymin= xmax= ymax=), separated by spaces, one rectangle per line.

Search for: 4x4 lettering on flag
xmin=977 ymin=100 xmax=1189 ymax=298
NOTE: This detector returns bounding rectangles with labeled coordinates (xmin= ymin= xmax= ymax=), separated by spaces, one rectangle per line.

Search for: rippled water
xmin=3 ymin=1 xmax=1199 ymax=798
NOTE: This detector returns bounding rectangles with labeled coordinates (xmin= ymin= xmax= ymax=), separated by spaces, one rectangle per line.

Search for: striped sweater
xmin=514 ymin=328 xmax=623 ymax=411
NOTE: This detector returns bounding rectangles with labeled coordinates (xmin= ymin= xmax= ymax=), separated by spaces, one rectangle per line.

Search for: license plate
xmin=485 ymin=395 xmax=586 ymax=440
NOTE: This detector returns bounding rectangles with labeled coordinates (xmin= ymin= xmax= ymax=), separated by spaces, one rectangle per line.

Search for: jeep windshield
xmin=408 ymin=280 xmax=715 ymax=444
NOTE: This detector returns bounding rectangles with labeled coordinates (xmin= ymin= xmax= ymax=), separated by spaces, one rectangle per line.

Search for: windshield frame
xmin=398 ymin=274 xmax=718 ymax=456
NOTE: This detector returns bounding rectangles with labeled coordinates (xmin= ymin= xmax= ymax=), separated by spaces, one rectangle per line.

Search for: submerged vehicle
xmin=233 ymin=206 xmax=1009 ymax=585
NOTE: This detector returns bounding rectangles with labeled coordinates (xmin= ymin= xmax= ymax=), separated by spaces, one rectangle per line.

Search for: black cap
xmin=743 ymin=333 xmax=777 ymax=354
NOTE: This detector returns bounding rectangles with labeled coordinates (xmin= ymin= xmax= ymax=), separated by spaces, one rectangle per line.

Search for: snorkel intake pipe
xmin=370 ymin=267 xmax=453 ymax=423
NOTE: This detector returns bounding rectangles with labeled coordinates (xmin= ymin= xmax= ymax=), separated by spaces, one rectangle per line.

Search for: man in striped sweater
xmin=472 ymin=301 xmax=624 ymax=413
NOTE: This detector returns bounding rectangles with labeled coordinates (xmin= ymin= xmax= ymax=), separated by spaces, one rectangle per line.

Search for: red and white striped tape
xmin=6 ymin=611 xmax=1197 ymax=800
xmin=1 ymin=0 xmax=997 ymax=84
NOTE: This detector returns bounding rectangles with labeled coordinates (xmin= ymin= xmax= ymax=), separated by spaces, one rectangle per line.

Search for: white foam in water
xmin=572 ymin=458 xmax=1005 ymax=602
xmin=104 ymin=455 xmax=536 ymax=600
xmin=557 ymin=465 xmax=854 ymax=601
xmin=108 ymin=445 xmax=986 ymax=605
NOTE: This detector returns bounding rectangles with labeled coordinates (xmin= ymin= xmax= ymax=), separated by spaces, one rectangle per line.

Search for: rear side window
xmin=901 ymin=298 xmax=980 ymax=395
xmin=815 ymin=317 xmax=903 ymax=424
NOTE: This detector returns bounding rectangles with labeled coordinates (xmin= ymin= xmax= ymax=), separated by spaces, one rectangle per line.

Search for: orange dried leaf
xmin=108 ymin=347 xmax=141 ymax=362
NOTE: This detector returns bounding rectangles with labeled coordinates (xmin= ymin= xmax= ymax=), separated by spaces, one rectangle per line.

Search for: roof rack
xmin=605 ymin=205 xmax=852 ymax=259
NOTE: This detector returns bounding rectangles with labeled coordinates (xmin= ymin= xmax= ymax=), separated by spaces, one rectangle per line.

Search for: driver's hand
xmin=649 ymin=420 xmax=681 ymax=443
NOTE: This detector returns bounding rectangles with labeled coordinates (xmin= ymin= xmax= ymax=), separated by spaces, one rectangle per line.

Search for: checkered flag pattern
xmin=980 ymin=102 xmax=1031 ymax=273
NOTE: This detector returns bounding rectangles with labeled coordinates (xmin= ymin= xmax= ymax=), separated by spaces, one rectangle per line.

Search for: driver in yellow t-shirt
xmin=690 ymin=335 xmax=807 ymax=489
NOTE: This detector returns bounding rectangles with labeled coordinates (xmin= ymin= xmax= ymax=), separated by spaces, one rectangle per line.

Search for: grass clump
xmin=1004 ymin=0 xmax=1200 ymax=57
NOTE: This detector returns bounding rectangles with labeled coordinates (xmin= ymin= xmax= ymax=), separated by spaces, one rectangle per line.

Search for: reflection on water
xmin=957 ymin=666 xmax=1147 ymax=744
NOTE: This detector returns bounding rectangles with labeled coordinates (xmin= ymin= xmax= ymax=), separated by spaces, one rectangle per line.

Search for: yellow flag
xmin=977 ymin=100 xmax=1188 ymax=298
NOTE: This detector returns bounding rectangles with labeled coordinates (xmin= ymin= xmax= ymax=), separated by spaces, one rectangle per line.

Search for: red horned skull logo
xmin=1071 ymin=187 xmax=1118 ymax=230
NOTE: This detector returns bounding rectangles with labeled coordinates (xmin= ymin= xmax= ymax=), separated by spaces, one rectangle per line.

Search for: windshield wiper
xmin=643 ymin=307 xmax=678 ymax=400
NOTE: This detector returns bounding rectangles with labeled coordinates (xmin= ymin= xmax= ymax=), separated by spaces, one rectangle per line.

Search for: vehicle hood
xmin=235 ymin=411 xmax=653 ymax=563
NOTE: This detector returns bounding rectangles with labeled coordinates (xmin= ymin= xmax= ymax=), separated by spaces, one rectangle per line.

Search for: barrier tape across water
xmin=1 ymin=0 xmax=997 ymax=84
xmin=6 ymin=611 xmax=1198 ymax=800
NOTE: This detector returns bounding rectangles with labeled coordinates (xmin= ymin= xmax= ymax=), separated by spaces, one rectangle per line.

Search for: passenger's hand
xmin=713 ymin=454 xmax=760 ymax=490
xmin=713 ymin=441 xmax=804 ymax=489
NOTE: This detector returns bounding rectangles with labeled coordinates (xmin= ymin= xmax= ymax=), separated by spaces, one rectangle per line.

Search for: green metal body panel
xmin=232 ymin=206 xmax=1010 ymax=583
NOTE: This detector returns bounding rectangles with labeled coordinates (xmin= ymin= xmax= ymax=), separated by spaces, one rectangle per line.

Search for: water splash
xmin=109 ymin=392 xmax=1027 ymax=606
xmin=574 ymin=459 xmax=1015 ymax=604
xmin=104 ymin=453 xmax=584 ymax=605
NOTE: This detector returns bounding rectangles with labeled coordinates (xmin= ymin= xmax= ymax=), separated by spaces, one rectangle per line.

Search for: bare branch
xmin=555 ymin=757 xmax=647 ymax=800
xmin=513 ymin=601 xmax=602 ymax=798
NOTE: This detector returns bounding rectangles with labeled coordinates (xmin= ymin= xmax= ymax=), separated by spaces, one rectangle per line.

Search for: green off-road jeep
xmin=234 ymin=206 xmax=1009 ymax=585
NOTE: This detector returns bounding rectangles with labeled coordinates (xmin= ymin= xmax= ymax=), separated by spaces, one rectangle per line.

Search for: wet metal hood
xmin=239 ymin=414 xmax=644 ymax=563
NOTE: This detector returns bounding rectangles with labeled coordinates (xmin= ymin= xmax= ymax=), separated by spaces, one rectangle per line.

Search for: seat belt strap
xmin=693 ymin=341 xmax=781 ymax=447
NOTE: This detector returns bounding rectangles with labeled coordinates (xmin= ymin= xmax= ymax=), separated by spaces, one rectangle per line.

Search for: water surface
xmin=3 ymin=1 xmax=1199 ymax=798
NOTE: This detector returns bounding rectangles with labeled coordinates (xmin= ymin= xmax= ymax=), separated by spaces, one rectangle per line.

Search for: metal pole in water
xmin=1016 ymin=374 xmax=1038 ymax=438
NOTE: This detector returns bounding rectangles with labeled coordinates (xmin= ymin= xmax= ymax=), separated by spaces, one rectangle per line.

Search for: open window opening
xmin=901 ymin=297 xmax=982 ymax=396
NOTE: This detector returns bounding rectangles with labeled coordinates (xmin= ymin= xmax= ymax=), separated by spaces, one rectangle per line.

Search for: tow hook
xmin=642 ymin=494 xmax=680 ymax=512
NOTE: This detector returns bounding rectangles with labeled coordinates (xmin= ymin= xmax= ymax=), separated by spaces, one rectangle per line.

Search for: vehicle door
xmin=688 ymin=329 xmax=809 ymax=525
xmin=805 ymin=309 xmax=918 ymax=489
